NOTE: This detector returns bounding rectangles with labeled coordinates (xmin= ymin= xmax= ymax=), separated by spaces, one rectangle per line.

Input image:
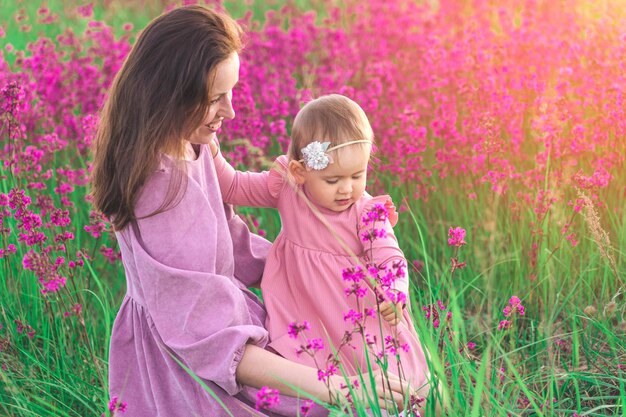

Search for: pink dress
xmin=214 ymin=152 xmax=428 ymax=388
xmin=109 ymin=144 xmax=328 ymax=416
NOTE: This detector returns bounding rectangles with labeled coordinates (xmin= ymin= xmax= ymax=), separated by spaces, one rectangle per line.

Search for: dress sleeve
xmin=358 ymin=195 xmax=409 ymax=297
xmin=223 ymin=202 xmax=271 ymax=287
xmin=213 ymin=151 xmax=290 ymax=208
xmin=130 ymin=172 xmax=269 ymax=395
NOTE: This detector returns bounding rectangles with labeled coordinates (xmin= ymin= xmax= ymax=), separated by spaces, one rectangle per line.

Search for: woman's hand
xmin=237 ymin=345 xmax=411 ymax=412
xmin=332 ymin=370 xmax=410 ymax=412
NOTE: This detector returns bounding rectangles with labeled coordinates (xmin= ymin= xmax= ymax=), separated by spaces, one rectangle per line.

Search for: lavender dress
xmin=108 ymin=144 xmax=325 ymax=416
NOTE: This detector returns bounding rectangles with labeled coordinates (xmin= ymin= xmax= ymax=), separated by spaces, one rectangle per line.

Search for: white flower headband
xmin=299 ymin=140 xmax=371 ymax=170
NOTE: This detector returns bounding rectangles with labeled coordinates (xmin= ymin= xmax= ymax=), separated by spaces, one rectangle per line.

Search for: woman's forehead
xmin=211 ymin=52 xmax=240 ymax=95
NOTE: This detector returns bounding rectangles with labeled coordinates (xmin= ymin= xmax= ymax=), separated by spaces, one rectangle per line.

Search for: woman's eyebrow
xmin=214 ymin=81 xmax=238 ymax=97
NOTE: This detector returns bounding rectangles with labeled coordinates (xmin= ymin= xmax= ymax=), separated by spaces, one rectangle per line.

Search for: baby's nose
xmin=339 ymin=182 xmax=353 ymax=194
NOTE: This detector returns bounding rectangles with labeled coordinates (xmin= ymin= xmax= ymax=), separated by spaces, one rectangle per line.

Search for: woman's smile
xmin=206 ymin=119 xmax=222 ymax=131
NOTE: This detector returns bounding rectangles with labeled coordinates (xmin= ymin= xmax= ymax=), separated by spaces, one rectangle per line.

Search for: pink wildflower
xmin=342 ymin=265 xmax=365 ymax=283
xmin=343 ymin=309 xmax=363 ymax=324
xmin=64 ymin=303 xmax=83 ymax=318
xmin=41 ymin=276 xmax=67 ymax=294
xmin=503 ymin=296 xmax=525 ymax=317
xmin=14 ymin=319 xmax=35 ymax=339
xmin=317 ymin=363 xmax=338 ymax=383
xmin=448 ymin=227 xmax=467 ymax=247
xmin=108 ymin=396 xmax=127 ymax=414
xmin=77 ymin=3 xmax=94 ymax=18
xmin=344 ymin=283 xmax=367 ymax=298
xmin=498 ymin=320 xmax=511 ymax=330
xmin=361 ymin=203 xmax=389 ymax=226
xmin=287 ymin=321 xmax=310 ymax=339
xmin=361 ymin=227 xmax=387 ymax=242
xmin=295 ymin=338 xmax=324 ymax=357
xmin=300 ymin=399 xmax=315 ymax=416
xmin=565 ymin=233 xmax=578 ymax=247
xmin=412 ymin=259 xmax=424 ymax=272
xmin=255 ymin=386 xmax=280 ymax=411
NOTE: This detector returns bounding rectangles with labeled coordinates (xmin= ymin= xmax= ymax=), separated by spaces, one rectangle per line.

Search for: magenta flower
xmin=384 ymin=289 xmax=406 ymax=305
xmin=14 ymin=319 xmax=35 ymax=339
xmin=77 ymin=3 xmax=95 ymax=18
xmin=287 ymin=321 xmax=311 ymax=339
xmin=447 ymin=227 xmax=467 ymax=247
xmin=361 ymin=203 xmax=389 ymax=226
xmin=503 ymin=296 xmax=525 ymax=317
xmin=343 ymin=309 xmax=364 ymax=324
xmin=255 ymin=386 xmax=280 ymax=411
xmin=108 ymin=396 xmax=127 ymax=414
xmin=361 ymin=227 xmax=387 ymax=242
xmin=300 ymin=399 xmax=315 ymax=416
xmin=342 ymin=265 xmax=365 ymax=283
xmin=498 ymin=320 xmax=511 ymax=330
xmin=344 ymin=283 xmax=367 ymax=298
xmin=296 ymin=338 xmax=325 ymax=357
xmin=317 ymin=363 xmax=338 ymax=383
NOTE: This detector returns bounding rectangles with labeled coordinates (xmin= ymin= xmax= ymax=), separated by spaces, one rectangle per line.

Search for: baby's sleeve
xmin=131 ymin=174 xmax=269 ymax=395
xmin=213 ymin=150 xmax=289 ymax=208
xmin=358 ymin=195 xmax=409 ymax=297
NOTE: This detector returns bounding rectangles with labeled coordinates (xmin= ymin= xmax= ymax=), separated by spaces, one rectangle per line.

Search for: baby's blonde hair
xmin=288 ymin=94 xmax=374 ymax=162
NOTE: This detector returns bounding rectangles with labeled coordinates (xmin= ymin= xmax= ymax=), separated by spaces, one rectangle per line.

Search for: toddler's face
xmin=302 ymin=146 xmax=370 ymax=212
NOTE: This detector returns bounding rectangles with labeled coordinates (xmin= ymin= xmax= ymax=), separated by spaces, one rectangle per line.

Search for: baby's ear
xmin=288 ymin=160 xmax=307 ymax=184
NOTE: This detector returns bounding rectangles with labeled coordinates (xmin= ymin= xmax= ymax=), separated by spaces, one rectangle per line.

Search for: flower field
xmin=0 ymin=0 xmax=625 ymax=416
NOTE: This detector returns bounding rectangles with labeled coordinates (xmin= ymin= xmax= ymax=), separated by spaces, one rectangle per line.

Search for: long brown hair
xmin=90 ymin=6 xmax=243 ymax=230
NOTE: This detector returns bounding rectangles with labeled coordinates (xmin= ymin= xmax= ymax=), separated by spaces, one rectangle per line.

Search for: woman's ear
xmin=288 ymin=160 xmax=307 ymax=185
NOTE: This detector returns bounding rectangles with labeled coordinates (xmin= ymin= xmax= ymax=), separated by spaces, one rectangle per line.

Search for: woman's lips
xmin=206 ymin=120 xmax=222 ymax=131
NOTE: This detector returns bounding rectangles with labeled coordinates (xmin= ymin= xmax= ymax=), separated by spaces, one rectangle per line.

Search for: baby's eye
xmin=352 ymin=175 xmax=362 ymax=179
xmin=325 ymin=179 xmax=338 ymax=185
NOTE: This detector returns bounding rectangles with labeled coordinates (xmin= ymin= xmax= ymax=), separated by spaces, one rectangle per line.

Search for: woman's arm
xmin=237 ymin=344 xmax=409 ymax=410
xmin=224 ymin=203 xmax=270 ymax=287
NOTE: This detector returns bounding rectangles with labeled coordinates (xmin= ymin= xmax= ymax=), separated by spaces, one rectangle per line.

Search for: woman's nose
xmin=219 ymin=92 xmax=235 ymax=120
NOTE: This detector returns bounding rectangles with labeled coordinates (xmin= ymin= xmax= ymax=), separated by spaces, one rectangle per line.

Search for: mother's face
xmin=188 ymin=52 xmax=240 ymax=145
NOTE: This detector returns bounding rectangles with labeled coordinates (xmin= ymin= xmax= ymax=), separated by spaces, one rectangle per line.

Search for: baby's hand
xmin=208 ymin=137 xmax=219 ymax=157
xmin=378 ymin=300 xmax=403 ymax=326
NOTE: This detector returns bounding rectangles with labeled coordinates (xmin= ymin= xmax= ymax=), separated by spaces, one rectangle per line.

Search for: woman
xmin=91 ymin=5 xmax=409 ymax=416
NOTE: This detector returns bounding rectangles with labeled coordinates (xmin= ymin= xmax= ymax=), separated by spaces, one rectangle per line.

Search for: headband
xmin=299 ymin=140 xmax=371 ymax=171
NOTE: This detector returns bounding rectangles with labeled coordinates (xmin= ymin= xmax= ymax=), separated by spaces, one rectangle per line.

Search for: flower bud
xmin=604 ymin=301 xmax=617 ymax=317
xmin=583 ymin=305 xmax=597 ymax=316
